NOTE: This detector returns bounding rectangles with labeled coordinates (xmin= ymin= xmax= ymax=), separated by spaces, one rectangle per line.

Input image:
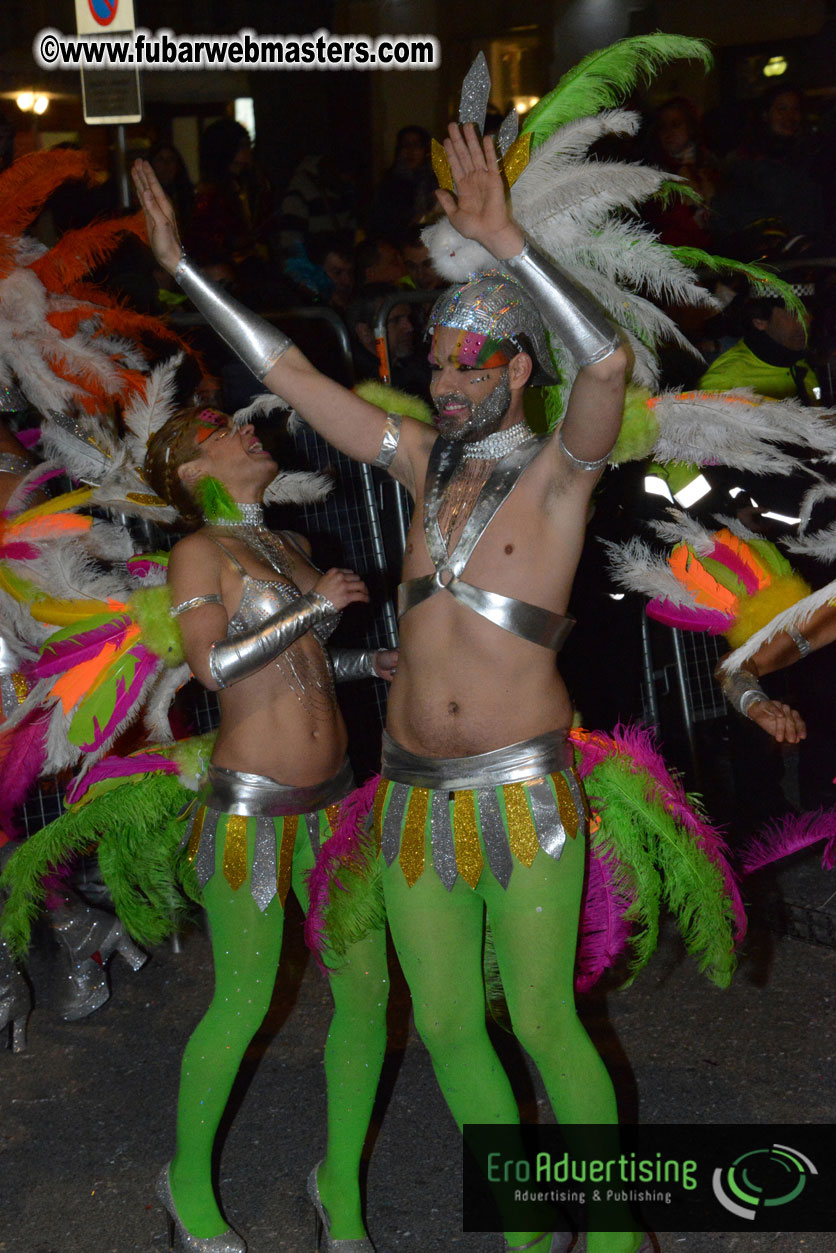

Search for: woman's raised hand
xmin=131 ymin=159 xmax=183 ymax=275
xmin=434 ymin=122 xmax=524 ymax=260
xmin=314 ymin=568 xmax=370 ymax=611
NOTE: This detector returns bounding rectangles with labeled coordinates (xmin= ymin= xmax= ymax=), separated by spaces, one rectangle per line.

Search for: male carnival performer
xmin=134 ymin=118 xmax=634 ymax=1253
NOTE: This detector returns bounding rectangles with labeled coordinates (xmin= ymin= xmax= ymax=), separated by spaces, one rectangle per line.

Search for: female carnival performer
xmin=143 ymin=404 xmax=394 ymax=1251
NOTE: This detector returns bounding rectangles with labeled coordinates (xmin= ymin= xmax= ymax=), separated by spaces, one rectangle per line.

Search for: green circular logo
xmin=712 ymin=1143 xmax=817 ymax=1220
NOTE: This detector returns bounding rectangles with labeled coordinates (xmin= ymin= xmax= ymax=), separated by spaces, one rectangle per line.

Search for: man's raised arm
xmin=436 ymin=123 xmax=628 ymax=473
xmin=131 ymin=160 xmax=427 ymax=487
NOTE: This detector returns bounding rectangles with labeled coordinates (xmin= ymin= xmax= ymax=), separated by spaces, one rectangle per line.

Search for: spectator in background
xmin=354 ymin=237 xmax=406 ymax=286
xmin=369 ymin=125 xmax=437 ymax=243
xmin=347 ymin=283 xmax=431 ymax=403
xmin=148 ymin=141 xmax=194 ymax=227
xmin=276 ymin=153 xmax=357 ymax=258
xmin=712 ymin=85 xmax=826 ymax=255
xmin=286 ymin=231 xmax=356 ymax=312
xmin=699 ymin=293 xmax=818 ymax=404
xmin=401 ymin=226 xmax=445 ymax=292
xmin=186 ymin=120 xmax=266 ymax=267
xmin=642 ymin=96 xmax=718 ymax=248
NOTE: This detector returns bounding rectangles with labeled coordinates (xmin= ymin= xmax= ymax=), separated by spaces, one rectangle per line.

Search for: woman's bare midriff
xmin=209 ymin=636 xmax=348 ymax=784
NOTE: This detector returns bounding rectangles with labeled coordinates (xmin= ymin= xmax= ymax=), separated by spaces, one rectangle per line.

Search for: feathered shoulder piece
xmin=606 ymin=510 xmax=810 ymax=649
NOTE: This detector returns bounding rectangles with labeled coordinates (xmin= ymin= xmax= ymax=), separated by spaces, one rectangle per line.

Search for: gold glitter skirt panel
xmin=184 ymin=800 xmax=343 ymax=912
xmin=374 ymin=765 xmax=589 ymax=892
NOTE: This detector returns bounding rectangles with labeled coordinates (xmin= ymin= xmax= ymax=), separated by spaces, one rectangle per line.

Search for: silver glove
xmin=501 ymin=240 xmax=621 ymax=368
xmin=330 ymin=648 xmax=380 ymax=683
xmin=208 ymin=591 xmax=336 ymax=688
xmin=175 ymin=254 xmax=293 ymax=381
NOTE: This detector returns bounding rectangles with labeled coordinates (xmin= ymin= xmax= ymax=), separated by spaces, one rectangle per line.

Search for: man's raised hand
xmin=434 ymin=123 xmax=524 ymax=260
xmin=131 ymin=159 xmax=183 ymax=275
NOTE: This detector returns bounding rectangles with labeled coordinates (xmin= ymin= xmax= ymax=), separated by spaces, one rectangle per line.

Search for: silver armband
xmin=373 ymin=412 xmax=402 ymax=469
xmin=208 ymin=591 xmax=335 ymax=688
xmin=330 ymin=648 xmax=379 ymax=682
xmin=558 ymin=428 xmax=611 ymax=472
xmin=501 ymin=241 xmax=621 ymax=368
xmin=786 ymin=625 xmax=812 ymax=659
xmin=720 ymin=668 xmax=767 ymax=718
xmin=174 ymin=253 xmax=293 ymax=380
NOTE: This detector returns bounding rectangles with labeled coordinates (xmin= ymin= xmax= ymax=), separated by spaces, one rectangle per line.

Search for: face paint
xmin=433 ymin=369 xmax=512 ymax=442
xmin=194 ymin=412 xmax=229 ymax=444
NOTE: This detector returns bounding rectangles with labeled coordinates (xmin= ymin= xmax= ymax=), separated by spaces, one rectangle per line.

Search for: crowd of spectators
xmin=4 ymin=77 xmax=836 ymax=820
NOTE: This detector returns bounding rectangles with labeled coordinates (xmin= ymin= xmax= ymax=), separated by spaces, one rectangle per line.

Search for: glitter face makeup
xmin=432 ymin=369 xmax=512 ymax=442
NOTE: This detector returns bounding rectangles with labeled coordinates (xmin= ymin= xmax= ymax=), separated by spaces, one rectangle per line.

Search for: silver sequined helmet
xmin=427 ymin=271 xmax=558 ymax=386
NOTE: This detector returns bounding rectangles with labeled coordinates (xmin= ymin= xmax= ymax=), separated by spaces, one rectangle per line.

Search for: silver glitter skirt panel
xmin=184 ymin=760 xmax=354 ymax=911
xmin=374 ymin=730 xmax=589 ymax=890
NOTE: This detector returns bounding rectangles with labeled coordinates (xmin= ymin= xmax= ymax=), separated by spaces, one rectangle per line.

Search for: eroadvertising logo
xmin=712 ymin=1143 xmax=818 ymax=1220
xmin=462 ymin=1124 xmax=835 ymax=1233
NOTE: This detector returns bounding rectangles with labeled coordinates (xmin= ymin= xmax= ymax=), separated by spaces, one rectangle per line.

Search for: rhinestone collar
xmin=203 ymin=501 xmax=264 ymax=527
xmin=462 ymin=421 xmax=533 ymax=461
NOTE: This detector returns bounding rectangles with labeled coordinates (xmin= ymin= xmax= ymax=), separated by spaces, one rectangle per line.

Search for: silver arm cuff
xmin=501 ymin=240 xmax=621 ymax=368
xmin=330 ymin=648 xmax=379 ymax=683
xmin=786 ymin=625 xmax=812 ymax=659
xmin=558 ymin=428 xmax=611 ymax=471
xmin=174 ymin=253 xmax=293 ymax=381
xmin=720 ymin=668 xmax=768 ymax=718
xmin=208 ymin=591 xmax=336 ymax=688
xmin=373 ymin=412 xmax=402 ymax=469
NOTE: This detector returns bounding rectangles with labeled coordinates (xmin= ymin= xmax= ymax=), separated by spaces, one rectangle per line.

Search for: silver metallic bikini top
xmin=212 ymin=536 xmax=340 ymax=645
xmin=398 ymin=435 xmax=575 ymax=652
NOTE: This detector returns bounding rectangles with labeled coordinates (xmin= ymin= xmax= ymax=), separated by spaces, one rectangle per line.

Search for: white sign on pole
xmin=74 ymin=0 xmax=142 ymax=125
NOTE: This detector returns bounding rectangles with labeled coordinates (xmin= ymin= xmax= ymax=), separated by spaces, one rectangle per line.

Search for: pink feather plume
xmin=739 ymin=809 xmax=836 ymax=875
xmin=304 ymin=774 xmax=380 ymax=971
xmin=647 ymin=599 xmax=730 ymax=634
xmin=65 ymin=749 xmax=180 ymax=804
xmin=576 ymin=842 xmax=634 ymax=991
xmin=710 ymin=540 xmax=760 ymax=595
xmin=0 ymin=709 xmax=49 ymax=835
xmin=79 ymin=645 xmax=157 ymax=752
xmin=30 ymin=616 xmax=133 ymax=678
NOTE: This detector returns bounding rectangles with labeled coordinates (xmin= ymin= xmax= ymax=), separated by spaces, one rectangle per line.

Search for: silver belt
xmin=380 ymin=728 xmax=571 ymax=791
xmin=198 ymin=758 xmax=354 ymax=817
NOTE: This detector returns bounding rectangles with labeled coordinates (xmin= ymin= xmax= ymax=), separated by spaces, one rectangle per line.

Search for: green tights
xmin=169 ymin=813 xmax=388 ymax=1240
xmin=382 ymin=820 xmax=640 ymax=1253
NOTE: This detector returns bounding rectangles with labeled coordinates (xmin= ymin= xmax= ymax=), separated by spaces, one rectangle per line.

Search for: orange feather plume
xmin=0 ymin=150 xmax=97 ymax=268
xmin=669 ymin=545 xmax=738 ymax=615
xmin=29 ymin=212 xmax=148 ymax=293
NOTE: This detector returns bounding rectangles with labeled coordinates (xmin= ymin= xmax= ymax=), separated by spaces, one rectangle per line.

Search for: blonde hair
xmin=144 ymin=405 xmax=227 ymax=529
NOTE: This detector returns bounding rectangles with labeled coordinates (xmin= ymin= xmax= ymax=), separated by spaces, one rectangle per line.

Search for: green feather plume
xmin=585 ymin=756 xmax=737 ymax=988
xmin=354 ymin=379 xmax=435 ymax=425
xmin=668 ymin=247 xmax=808 ymax=326
xmin=319 ymin=826 xmax=385 ymax=960
xmin=521 ymin=34 xmax=713 ymax=149
xmin=0 ymin=774 xmax=198 ymax=954
xmin=609 ymin=386 xmax=658 ymax=465
xmin=129 ymin=583 xmax=184 ymax=667
xmin=584 ymin=757 xmax=664 ymax=978
xmin=194 ymin=475 xmax=242 ymax=523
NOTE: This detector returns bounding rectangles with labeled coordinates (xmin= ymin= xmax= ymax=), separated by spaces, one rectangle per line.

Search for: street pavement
xmin=2 ymin=852 xmax=834 ymax=1253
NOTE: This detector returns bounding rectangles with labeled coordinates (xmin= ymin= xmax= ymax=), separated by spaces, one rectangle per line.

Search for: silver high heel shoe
xmin=51 ymin=894 xmax=146 ymax=1020
xmin=306 ymin=1162 xmax=375 ymax=1252
xmin=155 ymin=1164 xmax=247 ymax=1253
xmin=0 ymin=937 xmax=31 ymax=1053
